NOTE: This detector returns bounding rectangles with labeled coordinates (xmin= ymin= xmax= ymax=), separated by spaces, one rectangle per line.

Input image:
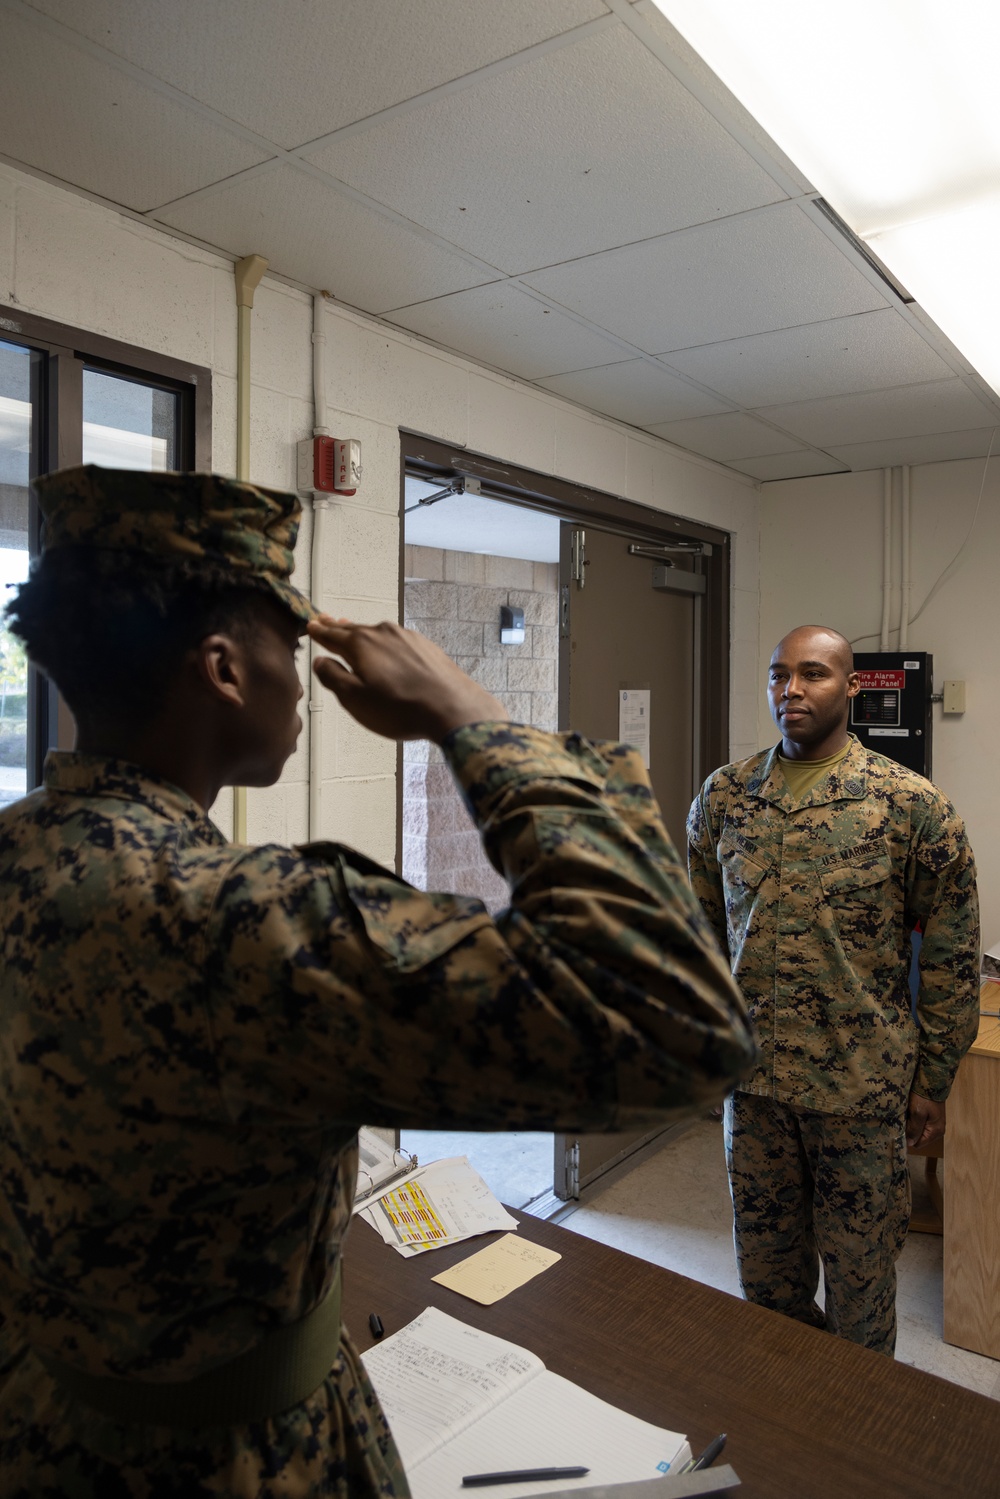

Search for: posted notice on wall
xmin=619 ymin=688 xmax=651 ymax=768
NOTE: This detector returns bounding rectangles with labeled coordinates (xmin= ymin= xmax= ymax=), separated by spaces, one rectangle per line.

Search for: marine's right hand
xmin=307 ymin=616 xmax=509 ymax=744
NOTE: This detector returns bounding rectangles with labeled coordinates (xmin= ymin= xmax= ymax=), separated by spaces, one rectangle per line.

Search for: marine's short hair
xmin=6 ymin=465 xmax=316 ymax=728
xmin=6 ymin=548 xmax=284 ymax=728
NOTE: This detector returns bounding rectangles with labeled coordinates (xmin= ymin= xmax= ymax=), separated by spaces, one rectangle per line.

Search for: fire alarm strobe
xmin=297 ymin=437 xmax=361 ymax=495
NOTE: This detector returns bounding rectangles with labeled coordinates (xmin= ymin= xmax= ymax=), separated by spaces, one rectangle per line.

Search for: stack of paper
xmin=357 ymin=1155 xmax=517 ymax=1256
xmin=363 ymin=1306 xmax=691 ymax=1497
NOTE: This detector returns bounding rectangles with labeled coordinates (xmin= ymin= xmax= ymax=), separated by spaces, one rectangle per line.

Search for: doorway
xmin=397 ymin=436 xmax=729 ymax=1209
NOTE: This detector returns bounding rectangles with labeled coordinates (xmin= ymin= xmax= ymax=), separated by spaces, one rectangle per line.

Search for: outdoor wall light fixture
xmin=500 ymin=605 xmax=525 ymax=645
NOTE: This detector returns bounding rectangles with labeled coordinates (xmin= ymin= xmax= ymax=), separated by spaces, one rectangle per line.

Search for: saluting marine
xmin=688 ymin=624 xmax=979 ymax=1355
xmin=0 ymin=466 xmax=757 ymax=1497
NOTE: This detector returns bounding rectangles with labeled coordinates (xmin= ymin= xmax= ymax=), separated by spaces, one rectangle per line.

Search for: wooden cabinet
xmin=943 ymin=1002 xmax=1000 ymax=1358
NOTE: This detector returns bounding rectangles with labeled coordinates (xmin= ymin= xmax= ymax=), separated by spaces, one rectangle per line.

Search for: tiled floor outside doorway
xmin=399 ymin=1129 xmax=552 ymax=1211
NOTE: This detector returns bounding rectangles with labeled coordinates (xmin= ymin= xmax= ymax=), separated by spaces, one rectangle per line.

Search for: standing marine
xmin=687 ymin=624 xmax=980 ymax=1355
xmin=0 ymin=465 xmax=757 ymax=1496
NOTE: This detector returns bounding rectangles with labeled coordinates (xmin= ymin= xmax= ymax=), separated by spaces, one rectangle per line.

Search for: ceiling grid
xmin=2 ymin=0 xmax=997 ymax=479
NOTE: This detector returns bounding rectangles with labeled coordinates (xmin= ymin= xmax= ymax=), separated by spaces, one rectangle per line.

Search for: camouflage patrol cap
xmin=32 ymin=465 xmax=317 ymax=625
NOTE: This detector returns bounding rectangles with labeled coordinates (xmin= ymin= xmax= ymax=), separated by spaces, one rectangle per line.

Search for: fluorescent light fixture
xmin=652 ymin=0 xmax=1000 ymax=397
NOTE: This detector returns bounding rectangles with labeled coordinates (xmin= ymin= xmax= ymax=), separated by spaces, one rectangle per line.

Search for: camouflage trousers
xmin=0 ymin=1327 xmax=410 ymax=1499
xmin=724 ymin=1092 xmax=910 ymax=1356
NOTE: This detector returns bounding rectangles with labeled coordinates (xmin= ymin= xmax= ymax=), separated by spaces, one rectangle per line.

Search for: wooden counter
xmin=943 ymin=986 xmax=1000 ymax=1358
xmin=345 ymin=1207 xmax=1000 ymax=1499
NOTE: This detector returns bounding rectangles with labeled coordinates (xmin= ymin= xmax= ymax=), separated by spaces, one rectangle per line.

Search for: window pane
xmin=82 ymin=368 xmax=179 ymax=471
xmin=0 ymin=340 xmax=32 ymax=809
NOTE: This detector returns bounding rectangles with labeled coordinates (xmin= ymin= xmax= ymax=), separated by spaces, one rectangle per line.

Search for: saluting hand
xmin=307 ymin=616 xmax=508 ymax=744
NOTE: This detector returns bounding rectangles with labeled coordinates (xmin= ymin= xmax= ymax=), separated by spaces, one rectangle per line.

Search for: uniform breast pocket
xmin=819 ymin=856 xmax=893 ymax=951
xmin=719 ymin=845 xmax=769 ymax=949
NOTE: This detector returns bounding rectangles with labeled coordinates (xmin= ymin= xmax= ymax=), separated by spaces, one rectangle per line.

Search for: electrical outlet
xmin=942 ymin=680 xmax=966 ymax=714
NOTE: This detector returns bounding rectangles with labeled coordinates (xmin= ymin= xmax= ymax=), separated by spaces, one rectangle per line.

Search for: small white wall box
xmin=296 ymin=437 xmax=361 ymax=495
xmin=942 ymin=680 xmax=966 ymax=714
xmin=500 ymin=605 xmax=525 ymax=645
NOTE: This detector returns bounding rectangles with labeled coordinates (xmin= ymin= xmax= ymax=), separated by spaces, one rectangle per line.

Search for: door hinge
xmin=570 ymin=528 xmax=589 ymax=589
xmin=565 ymin=1139 xmax=580 ymax=1199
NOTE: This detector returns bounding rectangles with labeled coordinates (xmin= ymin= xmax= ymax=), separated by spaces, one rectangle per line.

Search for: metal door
xmin=553 ymin=522 xmax=704 ymax=1199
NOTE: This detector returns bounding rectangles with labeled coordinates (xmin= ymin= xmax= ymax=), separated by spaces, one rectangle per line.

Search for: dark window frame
xmin=0 ymin=304 xmax=212 ymax=785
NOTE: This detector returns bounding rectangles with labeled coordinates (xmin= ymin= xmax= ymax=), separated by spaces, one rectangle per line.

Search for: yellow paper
xmin=431 ymin=1233 xmax=561 ymax=1305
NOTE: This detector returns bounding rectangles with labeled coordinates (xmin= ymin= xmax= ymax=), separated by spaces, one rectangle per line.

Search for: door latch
xmin=559 ymin=584 xmax=570 ymax=638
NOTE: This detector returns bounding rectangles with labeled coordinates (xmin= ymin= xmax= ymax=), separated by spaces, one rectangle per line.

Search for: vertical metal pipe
xmin=879 ymin=467 xmax=892 ymax=651
xmin=899 ymin=465 xmax=911 ymax=650
xmin=232 ymin=253 xmax=268 ymax=842
xmin=691 ymin=557 xmax=703 ymax=797
xmin=309 ymin=292 xmax=330 ymax=841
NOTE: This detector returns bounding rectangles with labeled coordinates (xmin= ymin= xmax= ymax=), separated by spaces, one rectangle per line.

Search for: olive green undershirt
xmin=778 ymin=738 xmax=851 ymax=801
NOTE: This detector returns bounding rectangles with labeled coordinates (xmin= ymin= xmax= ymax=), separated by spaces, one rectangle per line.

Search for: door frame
xmin=398 ymin=434 xmax=732 ymax=1199
xmin=398 ymin=432 xmax=731 ymax=875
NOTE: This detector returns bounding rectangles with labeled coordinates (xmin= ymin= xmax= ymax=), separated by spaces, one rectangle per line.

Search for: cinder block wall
xmin=0 ymin=161 xmax=763 ymax=869
xmin=402 ymin=544 xmax=557 ymax=908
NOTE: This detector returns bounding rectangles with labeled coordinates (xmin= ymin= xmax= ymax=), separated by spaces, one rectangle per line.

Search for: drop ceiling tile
xmin=155 ymin=166 xmax=493 ymax=312
xmin=729 ymin=451 xmax=849 ymax=482
xmin=29 ymin=0 xmax=609 ymax=150
xmin=754 ymin=378 xmax=1000 ymax=449
xmin=663 ymin=309 xmax=951 ymax=408
xmin=304 ymin=25 xmax=787 ymax=273
xmin=646 ymin=410 xmax=814 ymax=461
xmin=0 ymin=11 xmax=271 ymax=212
xmin=827 ymin=428 xmax=1000 ymax=471
xmin=534 ymin=360 xmax=732 ymax=426
xmin=633 ymin=1 xmax=811 ymax=191
xmin=385 ymin=283 xmax=624 ymax=379
xmin=522 ymin=202 xmax=886 ymax=354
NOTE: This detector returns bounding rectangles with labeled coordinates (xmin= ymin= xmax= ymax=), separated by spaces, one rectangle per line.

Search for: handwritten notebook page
xmin=432 ymin=1233 xmax=561 ymax=1304
xmin=361 ymin=1306 xmax=542 ymax=1469
xmin=409 ymin=1370 xmax=690 ymax=1499
xmin=361 ymin=1307 xmax=689 ymax=1498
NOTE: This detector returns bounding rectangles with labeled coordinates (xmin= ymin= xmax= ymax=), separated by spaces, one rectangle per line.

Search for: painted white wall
xmin=0 ymin=162 xmax=760 ymax=863
xmin=759 ymin=460 xmax=1000 ymax=938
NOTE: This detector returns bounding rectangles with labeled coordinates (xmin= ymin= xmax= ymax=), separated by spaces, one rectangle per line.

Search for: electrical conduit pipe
xmin=308 ymin=292 xmax=332 ymax=841
xmin=232 ymin=253 xmax=269 ymax=843
xmin=879 ymin=467 xmax=892 ymax=651
xmin=899 ymin=465 xmax=911 ymax=651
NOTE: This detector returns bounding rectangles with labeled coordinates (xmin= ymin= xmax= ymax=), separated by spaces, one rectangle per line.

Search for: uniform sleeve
xmin=203 ymin=725 xmax=756 ymax=1133
xmin=905 ymin=795 xmax=981 ymax=1101
xmin=686 ymin=781 xmax=730 ymax=961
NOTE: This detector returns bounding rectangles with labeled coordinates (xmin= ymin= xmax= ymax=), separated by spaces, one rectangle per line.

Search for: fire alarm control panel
xmin=851 ymin=651 xmax=932 ymax=778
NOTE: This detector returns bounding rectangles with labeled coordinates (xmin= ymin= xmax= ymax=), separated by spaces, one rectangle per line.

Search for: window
xmin=0 ymin=306 xmax=211 ymax=791
xmin=82 ymin=368 xmax=182 ymax=471
xmin=0 ymin=340 xmax=33 ymax=809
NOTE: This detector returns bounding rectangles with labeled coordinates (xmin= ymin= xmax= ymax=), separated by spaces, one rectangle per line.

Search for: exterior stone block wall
xmin=402 ymin=544 xmax=558 ymax=910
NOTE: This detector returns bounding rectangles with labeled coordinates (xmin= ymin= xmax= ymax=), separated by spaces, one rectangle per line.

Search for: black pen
xmin=461 ymin=1467 xmax=589 ymax=1488
xmin=687 ymin=1432 xmax=727 ymax=1472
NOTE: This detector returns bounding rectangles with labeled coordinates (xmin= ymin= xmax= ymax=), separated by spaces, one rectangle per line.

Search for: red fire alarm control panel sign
xmin=856 ymin=670 xmax=905 ymax=690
